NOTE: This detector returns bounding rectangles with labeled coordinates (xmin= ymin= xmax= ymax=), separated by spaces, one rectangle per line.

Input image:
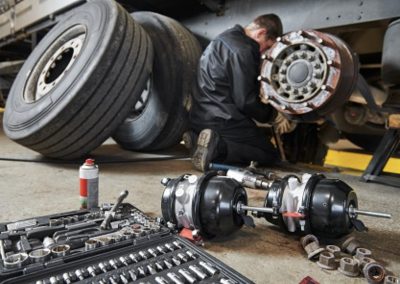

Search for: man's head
xmin=245 ymin=14 xmax=283 ymax=53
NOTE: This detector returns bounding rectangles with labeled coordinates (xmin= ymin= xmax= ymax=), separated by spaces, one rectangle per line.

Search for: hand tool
xmin=100 ymin=190 xmax=129 ymax=230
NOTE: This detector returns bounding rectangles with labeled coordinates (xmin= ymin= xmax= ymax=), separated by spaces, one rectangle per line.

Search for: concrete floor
xmin=0 ymin=114 xmax=399 ymax=283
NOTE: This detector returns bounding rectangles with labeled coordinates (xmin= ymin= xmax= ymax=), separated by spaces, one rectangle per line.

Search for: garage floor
xmin=0 ymin=114 xmax=399 ymax=283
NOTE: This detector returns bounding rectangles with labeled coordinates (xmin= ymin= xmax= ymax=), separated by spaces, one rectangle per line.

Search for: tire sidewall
xmin=4 ymin=0 xmax=116 ymax=140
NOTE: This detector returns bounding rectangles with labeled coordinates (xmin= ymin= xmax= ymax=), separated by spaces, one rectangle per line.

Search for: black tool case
xmin=0 ymin=204 xmax=253 ymax=284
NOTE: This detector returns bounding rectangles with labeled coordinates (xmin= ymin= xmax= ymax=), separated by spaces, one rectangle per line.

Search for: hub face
xmin=260 ymin=30 xmax=359 ymax=120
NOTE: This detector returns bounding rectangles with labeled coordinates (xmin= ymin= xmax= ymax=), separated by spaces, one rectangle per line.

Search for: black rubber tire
xmin=112 ymin=12 xmax=202 ymax=151
xmin=3 ymin=0 xmax=153 ymax=159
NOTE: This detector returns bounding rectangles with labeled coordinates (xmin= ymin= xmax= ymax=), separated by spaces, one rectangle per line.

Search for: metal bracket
xmin=361 ymin=128 xmax=400 ymax=188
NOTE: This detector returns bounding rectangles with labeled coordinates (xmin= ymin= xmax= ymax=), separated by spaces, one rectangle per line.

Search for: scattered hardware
xmin=300 ymin=235 xmax=325 ymax=260
xmin=161 ymin=170 xmax=391 ymax=238
xmin=341 ymin=236 xmax=361 ymax=255
xmin=325 ymin=245 xmax=341 ymax=258
xmin=338 ymin=257 xmax=359 ymax=277
xmin=363 ymin=262 xmax=386 ymax=283
xmin=355 ymin=248 xmax=372 ymax=260
xmin=316 ymin=251 xmax=337 ymax=270
xmin=303 ymin=235 xmax=391 ymax=283
xmin=0 ymin=192 xmax=250 ymax=283
xmin=384 ymin=275 xmax=400 ymax=284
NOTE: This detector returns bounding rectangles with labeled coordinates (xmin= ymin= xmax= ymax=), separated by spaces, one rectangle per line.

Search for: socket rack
xmin=0 ymin=203 xmax=252 ymax=284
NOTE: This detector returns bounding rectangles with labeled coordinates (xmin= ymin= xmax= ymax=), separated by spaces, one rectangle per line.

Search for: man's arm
xmin=229 ymin=49 xmax=276 ymax=123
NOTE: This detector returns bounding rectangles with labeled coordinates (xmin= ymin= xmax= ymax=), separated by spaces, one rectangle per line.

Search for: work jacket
xmin=190 ymin=25 xmax=275 ymax=132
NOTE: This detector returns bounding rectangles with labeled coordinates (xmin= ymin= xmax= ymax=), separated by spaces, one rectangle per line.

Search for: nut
xmin=338 ymin=257 xmax=359 ymax=277
xmin=358 ymin=257 xmax=376 ymax=272
xmin=384 ymin=275 xmax=399 ymax=284
xmin=364 ymin=262 xmax=386 ymax=284
xmin=300 ymin=234 xmax=319 ymax=249
xmin=317 ymin=251 xmax=337 ymax=270
xmin=304 ymin=241 xmax=325 ymax=260
xmin=341 ymin=236 xmax=361 ymax=254
xmin=355 ymin=247 xmax=372 ymax=260
xmin=326 ymin=245 xmax=341 ymax=258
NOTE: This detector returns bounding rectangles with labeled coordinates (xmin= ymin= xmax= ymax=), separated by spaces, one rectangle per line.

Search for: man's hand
xmin=273 ymin=112 xmax=297 ymax=134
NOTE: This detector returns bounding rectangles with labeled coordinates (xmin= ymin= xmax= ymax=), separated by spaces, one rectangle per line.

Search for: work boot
xmin=191 ymin=129 xmax=220 ymax=172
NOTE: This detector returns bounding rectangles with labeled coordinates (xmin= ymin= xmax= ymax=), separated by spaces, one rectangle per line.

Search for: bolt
xmin=271 ymin=74 xmax=279 ymax=81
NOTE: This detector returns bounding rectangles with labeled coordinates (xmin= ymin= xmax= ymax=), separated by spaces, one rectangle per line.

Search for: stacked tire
xmin=2 ymin=0 xmax=202 ymax=159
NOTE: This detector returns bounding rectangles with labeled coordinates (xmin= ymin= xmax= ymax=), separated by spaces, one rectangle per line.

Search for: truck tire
xmin=3 ymin=0 xmax=153 ymax=159
xmin=112 ymin=12 xmax=202 ymax=151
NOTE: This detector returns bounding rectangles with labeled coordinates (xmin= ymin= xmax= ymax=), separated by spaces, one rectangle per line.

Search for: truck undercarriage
xmin=0 ymin=0 xmax=399 ymax=163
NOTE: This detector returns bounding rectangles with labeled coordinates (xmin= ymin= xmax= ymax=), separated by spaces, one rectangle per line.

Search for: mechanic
xmin=187 ymin=14 xmax=283 ymax=172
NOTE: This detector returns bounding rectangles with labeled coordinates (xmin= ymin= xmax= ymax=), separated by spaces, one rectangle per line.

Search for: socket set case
xmin=0 ymin=203 xmax=253 ymax=284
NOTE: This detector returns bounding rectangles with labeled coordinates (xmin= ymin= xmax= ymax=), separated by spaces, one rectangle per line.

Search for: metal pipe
xmin=353 ymin=209 xmax=392 ymax=219
xmin=238 ymin=203 xmax=274 ymax=214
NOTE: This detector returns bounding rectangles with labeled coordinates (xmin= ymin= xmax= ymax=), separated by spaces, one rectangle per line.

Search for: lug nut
xmin=363 ymin=262 xmax=386 ymax=283
xmin=317 ymin=251 xmax=337 ymax=270
xmin=338 ymin=257 xmax=359 ymax=277
xmin=355 ymin=247 xmax=372 ymax=260
xmin=358 ymin=257 xmax=376 ymax=273
xmin=341 ymin=237 xmax=361 ymax=255
xmin=304 ymin=241 xmax=325 ymax=260
xmin=384 ymin=275 xmax=399 ymax=284
xmin=326 ymin=245 xmax=341 ymax=258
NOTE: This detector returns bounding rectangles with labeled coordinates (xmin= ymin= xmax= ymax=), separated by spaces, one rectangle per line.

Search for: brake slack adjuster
xmin=161 ymin=172 xmax=391 ymax=239
xmin=259 ymin=30 xmax=359 ymax=120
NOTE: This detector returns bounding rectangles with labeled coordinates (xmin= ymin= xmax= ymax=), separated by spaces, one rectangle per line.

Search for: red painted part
xmin=80 ymin=179 xmax=88 ymax=197
xmin=282 ymin=211 xmax=305 ymax=218
xmin=179 ymin=228 xmax=203 ymax=245
xmin=299 ymin=276 xmax=320 ymax=284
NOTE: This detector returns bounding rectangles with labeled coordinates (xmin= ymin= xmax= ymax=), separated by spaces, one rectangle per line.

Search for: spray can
xmin=79 ymin=159 xmax=99 ymax=209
